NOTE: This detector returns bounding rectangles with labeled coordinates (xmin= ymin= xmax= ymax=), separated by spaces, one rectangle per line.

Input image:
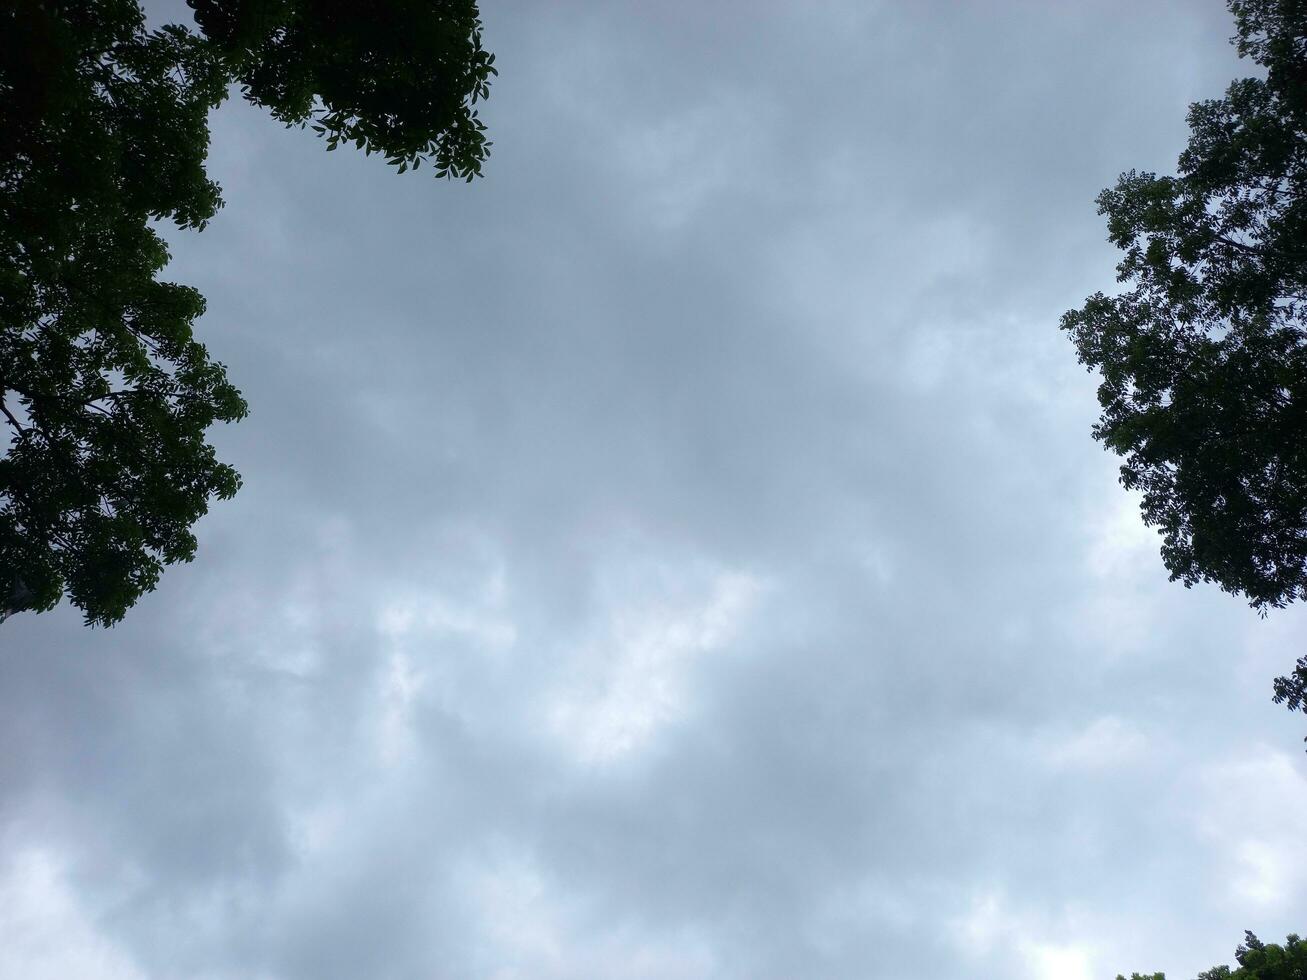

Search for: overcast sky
xmin=3 ymin=2 xmax=1306 ymax=978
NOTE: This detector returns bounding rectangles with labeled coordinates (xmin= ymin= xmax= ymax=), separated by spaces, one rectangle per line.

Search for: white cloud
xmin=953 ymin=890 xmax=1100 ymax=980
xmin=375 ymin=562 xmax=517 ymax=653
xmin=1042 ymin=716 xmax=1149 ymax=769
xmin=1020 ymin=939 xmax=1096 ymax=980
xmin=1194 ymin=746 xmax=1307 ymax=910
xmin=0 ymin=849 xmax=145 ymax=980
xmin=1086 ymin=490 xmax=1159 ymax=581
xmin=461 ymin=849 xmax=718 ymax=980
xmin=546 ymin=565 xmax=763 ymax=764
xmin=376 ymin=648 xmax=425 ymax=767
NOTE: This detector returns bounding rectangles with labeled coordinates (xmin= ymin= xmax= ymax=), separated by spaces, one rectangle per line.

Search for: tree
xmin=1060 ymin=0 xmax=1307 ymax=731
xmin=0 ymin=0 xmax=495 ymax=627
xmin=1063 ymin=0 xmax=1307 ymax=611
xmin=1117 ymin=931 xmax=1307 ymax=980
xmin=188 ymin=0 xmax=495 ymax=177
xmin=1272 ymin=653 xmax=1307 ymax=721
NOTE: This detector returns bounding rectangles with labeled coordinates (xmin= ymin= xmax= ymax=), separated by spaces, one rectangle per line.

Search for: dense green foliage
xmin=0 ymin=0 xmax=494 ymax=627
xmin=1118 ymin=931 xmax=1307 ymax=980
xmin=0 ymin=1 xmax=241 ymax=626
xmin=1272 ymin=653 xmax=1307 ymax=744
xmin=189 ymin=0 xmax=494 ymax=177
xmin=1062 ymin=0 xmax=1307 ymax=613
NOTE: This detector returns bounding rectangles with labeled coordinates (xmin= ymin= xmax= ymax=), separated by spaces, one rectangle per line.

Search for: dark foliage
xmin=1062 ymin=0 xmax=1307 ymax=612
xmin=1272 ymin=653 xmax=1307 ymax=745
xmin=1062 ymin=0 xmax=1307 ymax=741
xmin=1 ymin=0 xmax=493 ymax=626
xmin=1119 ymin=931 xmax=1307 ymax=979
xmin=188 ymin=0 xmax=495 ymax=177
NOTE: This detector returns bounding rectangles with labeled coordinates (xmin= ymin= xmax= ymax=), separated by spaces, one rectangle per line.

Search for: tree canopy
xmin=0 ymin=0 xmax=494 ymax=627
xmin=1063 ymin=0 xmax=1307 ymax=613
xmin=1118 ymin=931 xmax=1307 ymax=980
xmin=1061 ymin=0 xmax=1307 ymax=736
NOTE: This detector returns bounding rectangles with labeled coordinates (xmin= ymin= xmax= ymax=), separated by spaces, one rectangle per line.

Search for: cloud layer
xmin=3 ymin=2 xmax=1305 ymax=978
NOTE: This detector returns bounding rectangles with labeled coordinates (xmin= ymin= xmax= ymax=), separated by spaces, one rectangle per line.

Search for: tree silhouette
xmin=1118 ymin=930 xmax=1306 ymax=979
xmin=1062 ymin=0 xmax=1307 ymax=733
xmin=0 ymin=0 xmax=494 ymax=626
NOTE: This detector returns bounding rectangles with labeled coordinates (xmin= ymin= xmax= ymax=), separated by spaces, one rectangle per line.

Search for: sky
xmin=3 ymin=2 xmax=1306 ymax=978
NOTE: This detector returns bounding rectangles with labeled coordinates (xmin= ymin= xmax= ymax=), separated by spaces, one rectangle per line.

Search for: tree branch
xmin=0 ymin=395 xmax=30 ymax=439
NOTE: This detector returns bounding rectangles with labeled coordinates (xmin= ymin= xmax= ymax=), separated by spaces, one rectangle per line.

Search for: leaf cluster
xmin=188 ymin=0 xmax=495 ymax=179
xmin=1062 ymin=0 xmax=1307 ymax=612
xmin=1118 ymin=931 xmax=1307 ymax=980
xmin=1 ymin=0 xmax=493 ymax=626
xmin=1 ymin=0 xmax=244 ymax=626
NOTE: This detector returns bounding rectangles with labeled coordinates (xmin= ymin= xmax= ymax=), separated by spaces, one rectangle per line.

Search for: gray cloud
xmin=3 ymin=2 xmax=1305 ymax=978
